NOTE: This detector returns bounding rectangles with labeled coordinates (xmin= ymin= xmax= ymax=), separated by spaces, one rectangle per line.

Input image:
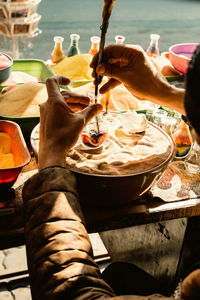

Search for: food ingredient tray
xmin=0 ymin=59 xmax=54 ymax=141
xmin=0 ymin=120 xmax=30 ymax=189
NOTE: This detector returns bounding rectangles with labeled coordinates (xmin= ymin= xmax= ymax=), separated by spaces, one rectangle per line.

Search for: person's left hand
xmin=181 ymin=269 xmax=200 ymax=300
xmin=38 ymin=76 xmax=102 ymax=170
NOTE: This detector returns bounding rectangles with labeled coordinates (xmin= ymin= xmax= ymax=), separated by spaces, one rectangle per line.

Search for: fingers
xmin=46 ymin=76 xmax=70 ymax=99
xmin=90 ymin=44 xmax=127 ymax=68
xmin=99 ymin=78 xmax=121 ymax=94
xmin=91 ymin=62 xmax=121 ymax=80
xmin=61 ymin=90 xmax=90 ymax=105
xmin=79 ymin=103 xmax=103 ymax=124
xmin=90 ymin=44 xmax=142 ymax=67
xmin=96 ymin=62 xmax=121 ymax=78
xmin=108 ymin=57 xmax=129 ymax=67
xmin=67 ymin=103 xmax=87 ymax=112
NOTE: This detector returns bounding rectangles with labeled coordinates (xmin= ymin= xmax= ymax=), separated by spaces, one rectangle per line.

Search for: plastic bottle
xmin=146 ymin=34 xmax=160 ymax=57
xmin=89 ymin=36 xmax=100 ymax=55
xmin=115 ymin=35 xmax=125 ymax=45
xmin=51 ymin=36 xmax=64 ymax=64
xmin=67 ymin=34 xmax=80 ymax=57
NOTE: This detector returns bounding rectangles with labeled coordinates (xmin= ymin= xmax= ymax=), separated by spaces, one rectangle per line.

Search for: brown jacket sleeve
xmin=22 ymin=166 xmax=179 ymax=300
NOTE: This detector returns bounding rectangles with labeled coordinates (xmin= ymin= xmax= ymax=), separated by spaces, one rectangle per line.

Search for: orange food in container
xmin=0 ymin=120 xmax=30 ymax=189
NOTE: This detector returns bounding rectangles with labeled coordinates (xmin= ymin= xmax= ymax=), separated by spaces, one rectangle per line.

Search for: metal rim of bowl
xmin=169 ymin=43 xmax=199 ymax=60
xmin=72 ymin=122 xmax=175 ymax=178
xmin=31 ymin=121 xmax=175 ymax=178
xmin=0 ymin=52 xmax=13 ymax=70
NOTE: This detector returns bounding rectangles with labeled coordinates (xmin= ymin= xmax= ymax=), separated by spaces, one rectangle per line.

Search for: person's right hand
xmin=90 ymin=44 xmax=182 ymax=105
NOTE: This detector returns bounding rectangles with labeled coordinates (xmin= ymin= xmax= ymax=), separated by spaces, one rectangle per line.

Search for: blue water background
xmin=1 ymin=0 xmax=200 ymax=60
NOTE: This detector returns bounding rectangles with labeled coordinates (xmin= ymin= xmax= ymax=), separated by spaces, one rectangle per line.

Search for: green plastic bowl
xmin=0 ymin=53 xmax=13 ymax=84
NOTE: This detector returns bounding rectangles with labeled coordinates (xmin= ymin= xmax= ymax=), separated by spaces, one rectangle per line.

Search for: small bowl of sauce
xmin=169 ymin=43 xmax=198 ymax=74
xmin=0 ymin=53 xmax=13 ymax=84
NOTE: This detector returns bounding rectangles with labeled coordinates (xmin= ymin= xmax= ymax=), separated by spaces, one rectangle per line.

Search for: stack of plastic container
xmin=0 ymin=0 xmax=42 ymax=58
xmin=0 ymin=0 xmax=41 ymax=37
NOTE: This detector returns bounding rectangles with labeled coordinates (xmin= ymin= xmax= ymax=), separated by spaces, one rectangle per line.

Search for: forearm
xmin=152 ymin=84 xmax=185 ymax=115
xmin=38 ymin=144 xmax=68 ymax=171
xmin=22 ymin=167 xmax=114 ymax=300
xmin=150 ymin=74 xmax=185 ymax=115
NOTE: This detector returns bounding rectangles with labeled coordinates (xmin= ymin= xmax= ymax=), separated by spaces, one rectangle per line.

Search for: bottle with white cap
xmin=115 ymin=35 xmax=125 ymax=45
xmin=146 ymin=33 xmax=160 ymax=57
xmin=89 ymin=36 xmax=100 ymax=55
xmin=51 ymin=36 xmax=64 ymax=64
xmin=67 ymin=33 xmax=80 ymax=57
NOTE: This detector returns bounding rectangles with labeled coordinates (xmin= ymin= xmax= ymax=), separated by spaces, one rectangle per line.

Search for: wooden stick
xmin=105 ymin=90 xmax=110 ymax=114
xmin=95 ymin=0 xmax=115 ymax=102
xmin=94 ymin=0 xmax=115 ymax=131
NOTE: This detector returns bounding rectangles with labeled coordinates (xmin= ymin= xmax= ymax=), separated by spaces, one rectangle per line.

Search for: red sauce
xmin=0 ymin=53 xmax=12 ymax=70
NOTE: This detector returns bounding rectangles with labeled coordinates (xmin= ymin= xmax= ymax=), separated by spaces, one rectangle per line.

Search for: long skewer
xmin=95 ymin=0 xmax=115 ymax=102
xmin=94 ymin=0 xmax=115 ymax=131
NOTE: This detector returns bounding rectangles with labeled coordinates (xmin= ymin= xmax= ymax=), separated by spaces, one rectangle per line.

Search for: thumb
xmin=79 ymin=103 xmax=103 ymax=124
xmin=96 ymin=63 xmax=121 ymax=79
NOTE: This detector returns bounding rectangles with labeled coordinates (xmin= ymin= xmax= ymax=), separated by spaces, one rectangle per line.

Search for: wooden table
xmin=83 ymin=196 xmax=200 ymax=233
xmin=0 ymin=155 xmax=200 ymax=293
xmin=1 ymin=155 xmax=200 ymax=236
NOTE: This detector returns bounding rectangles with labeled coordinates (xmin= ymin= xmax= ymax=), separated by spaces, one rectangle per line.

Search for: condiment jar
xmin=89 ymin=36 xmax=100 ymax=55
xmin=67 ymin=33 xmax=80 ymax=57
xmin=172 ymin=120 xmax=193 ymax=158
xmin=146 ymin=33 xmax=160 ymax=57
xmin=51 ymin=36 xmax=64 ymax=64
xmin=115 ymin=35 xmax=125 ymax=45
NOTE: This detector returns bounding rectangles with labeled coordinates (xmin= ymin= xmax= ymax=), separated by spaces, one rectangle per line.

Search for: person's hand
xmin=181 ymin=269 xmax=200 ymax=300
xmin=90 ymin=44 xmax=185 ymax=114
xmin=38 ymin=76 xmax=102 ymax=171
xmin=90 ymin=44 xmax=169 ymax=100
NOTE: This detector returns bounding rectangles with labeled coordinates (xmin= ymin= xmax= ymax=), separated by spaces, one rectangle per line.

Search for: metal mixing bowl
xmin=72 ymin=124 xmax=175 ymax=207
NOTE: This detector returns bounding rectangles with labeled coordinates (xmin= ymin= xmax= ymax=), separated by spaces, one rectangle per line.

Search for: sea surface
xmin=1 ymin=0 xmax=200 ymax=60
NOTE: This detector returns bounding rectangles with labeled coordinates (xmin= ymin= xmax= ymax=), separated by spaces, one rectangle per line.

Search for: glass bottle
xmin=146 ymin=33 xmax=160 ymax=57
xmin=67 ymin=33 xmax=80 ymax=57
xmin=89 ymin=36 xmax=100 ymax=55
xmin=51 ymin=36 xmax=64 ymax=64
xmin=163 ymin=116 xmax=177 ymax=146
xmin=115 ymin=35 xmax=125 ymax=45
xmin=81 ymin=113 xmax=107 ymax=148
xmin=172 ymin=120 xmax=193 ymax=158
xmin=153 ymin=109 xmax=168 ymax=128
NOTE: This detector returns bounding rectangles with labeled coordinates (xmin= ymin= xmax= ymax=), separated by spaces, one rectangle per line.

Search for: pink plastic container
xmin=0 ymin=120 xmax=31 ymax=188
xmin=169 ymin=43 xmax=198 ymax=74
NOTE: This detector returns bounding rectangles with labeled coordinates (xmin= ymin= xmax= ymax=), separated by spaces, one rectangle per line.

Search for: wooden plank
xmin=82 ymin=198 xmax=200 ymax=233
xmin=1 ymin=156 xmax=200 ymax=236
